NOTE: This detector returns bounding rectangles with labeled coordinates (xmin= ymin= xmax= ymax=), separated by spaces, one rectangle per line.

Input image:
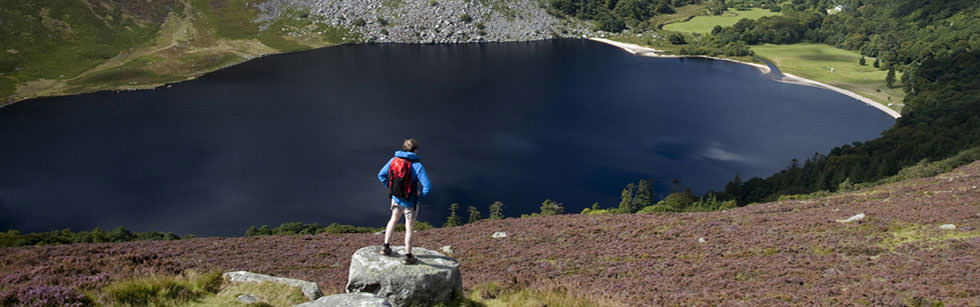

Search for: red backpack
xmin=388 ymin=158 xmax=415 ymax=198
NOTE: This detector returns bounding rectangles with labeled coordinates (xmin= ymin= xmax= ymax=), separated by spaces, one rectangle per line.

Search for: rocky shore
xmin=256 ymin=0 xmax=596 ymax=43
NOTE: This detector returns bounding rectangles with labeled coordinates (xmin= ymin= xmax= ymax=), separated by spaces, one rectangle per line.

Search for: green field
xmin=604 ymin=4 xmax=708 ymax=54
xmin=663 ymin=8 xmax=780 ymax=34
xmin=751 ymin=43 xmax=905 ymax=111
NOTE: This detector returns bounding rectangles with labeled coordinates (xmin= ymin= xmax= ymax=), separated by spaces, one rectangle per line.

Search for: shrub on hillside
xmin=0 ymin=227 xmax=183 ymax=248
xmin=323 ymin=223 xmax=377 ymax=234
xmin=668 ymin=33 xmax=687 ymax=45
xmin=538 ymin=199 xmax=564 ymax=216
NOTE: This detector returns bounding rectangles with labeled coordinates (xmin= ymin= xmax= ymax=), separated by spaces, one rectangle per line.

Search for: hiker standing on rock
xmin=377 ymin=138 xmax=432 ymax=264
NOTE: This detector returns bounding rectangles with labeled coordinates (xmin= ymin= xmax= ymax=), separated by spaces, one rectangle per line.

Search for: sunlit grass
xmin=752 ymin=43 xmax=906 ymax=110
xmin=878 ymin=223 xmax=980 ymax=251
xmin=663 ymin=8 xmax=779 ymax=34
xmin=97 ymin=271 xmax=222 ymax=306
xmin=188 ymin=280 xmax=307 ymax=307
xmin=94 ymin=271 xmax=308 ymax=306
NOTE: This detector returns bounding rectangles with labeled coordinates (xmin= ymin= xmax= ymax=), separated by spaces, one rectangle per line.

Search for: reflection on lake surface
xmin=0 ymin=39 xmax=894 ymax=235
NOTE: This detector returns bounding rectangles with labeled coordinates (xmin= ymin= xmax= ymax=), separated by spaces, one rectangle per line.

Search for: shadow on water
xmin=0 ymin=39 xmax=894 ymax=235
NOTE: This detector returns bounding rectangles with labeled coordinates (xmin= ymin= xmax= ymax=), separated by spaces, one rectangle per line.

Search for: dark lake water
xmin=0 ymin=39 xmax=895 ymax=236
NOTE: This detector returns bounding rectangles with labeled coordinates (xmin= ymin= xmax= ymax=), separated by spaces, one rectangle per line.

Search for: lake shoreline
xmin=588 ymin=38 xmax=902 ymax=119
xmin=5 ymin=38 xmax=903 ymax=120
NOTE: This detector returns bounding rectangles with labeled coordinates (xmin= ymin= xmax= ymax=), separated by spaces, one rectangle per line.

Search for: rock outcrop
xmin=223 ymin=271 xmax=324 ymax=301
xmin=346 ymin=246 xmax=462 ymax=307
xmin=256 ymin=0 xmax=596 ymax=44
xmin=294 ymin=293 xmax=391 ymax=307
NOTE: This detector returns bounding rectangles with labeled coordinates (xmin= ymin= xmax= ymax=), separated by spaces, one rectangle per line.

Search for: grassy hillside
xmin=3 ymin=161 xmax=980 ymax=305
xmin=663 ymin=8 xmax=780 ymax=34
xmin=752 ymin=43 xmax=905 ymax=110
xmin=0 ymin=0 xmax=359 ymax=106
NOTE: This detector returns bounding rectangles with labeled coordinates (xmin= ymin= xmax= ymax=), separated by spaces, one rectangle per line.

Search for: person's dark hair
xmin=402 ymin=138 xmax=419 ymax=152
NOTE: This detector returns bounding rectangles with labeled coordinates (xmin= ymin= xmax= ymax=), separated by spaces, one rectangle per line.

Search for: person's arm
xmin=414 ymin=163 xmax=432 ymax=197
xmin=378 ymin=158 xmax=393 ymax=186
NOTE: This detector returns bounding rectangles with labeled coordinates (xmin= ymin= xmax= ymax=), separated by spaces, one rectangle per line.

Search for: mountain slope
xmin=0 ymin=0 xmax=590 ymax=106
xmin=2 ymin=161 xmax=980 ymax=305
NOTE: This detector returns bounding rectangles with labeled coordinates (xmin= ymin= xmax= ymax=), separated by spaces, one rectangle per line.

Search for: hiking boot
xmin=379 ymin=244 xmax=392 ymax=256
xmin=402 ymin=253 xmax=418 ymax=265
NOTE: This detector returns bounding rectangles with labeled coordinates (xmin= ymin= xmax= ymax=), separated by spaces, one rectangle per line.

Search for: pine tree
xmin=91 ymin=227 xmax=106 ymax=243
xmin=617 ymin=183 xmax=635 ymax=213
xmin=859 ymin=56 xmax=866 ymax=66
xmin=886 ymin=67 xmax=896 ymax=88
xmin=257 ymin=225 xmax=272 ymax=236
xmin=901 ymin=67 xmax=912 ymax=92
xmin=725 ymin=174 xmax=743 ymax=203
xmin=632 ymin=179 xmax=653 ymax=212
xmin=467 ymin=206 xmax=482 ymax=224
xmin=539 ymin=199 xmax=564 ymax=216
xmin=488 ymin=201 xmax=505 ymax=220
xmin=838 ymin=177 xmax=855 ymax=191
xmin=444 ymin=203 xmax=461 ymax=227
xmin=873 ymin=58 xmax=880 ymax=68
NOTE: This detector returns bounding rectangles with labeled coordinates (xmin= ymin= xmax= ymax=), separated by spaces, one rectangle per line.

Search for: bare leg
xmin=404 ymin=210 xmax=414 ymax=255
xmin=384 ymin=206 xmax=401 ymax=245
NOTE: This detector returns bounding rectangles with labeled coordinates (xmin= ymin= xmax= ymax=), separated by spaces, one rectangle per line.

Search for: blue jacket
xmin=378 ymin=151 xmax=431 ymax=208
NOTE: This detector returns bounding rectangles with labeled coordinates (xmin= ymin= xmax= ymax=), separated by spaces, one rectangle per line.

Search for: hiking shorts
xmin=391 ymin=199 xmax=417 ymax=221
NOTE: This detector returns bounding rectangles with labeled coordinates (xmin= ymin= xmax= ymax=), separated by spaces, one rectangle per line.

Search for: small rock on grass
xmin=237 ymin=294 xmax=259 ymax=303
xmin=939 ymin=224 xmax=957 ymax=230
xmin=836 ymin=213 xmax=865 ymax=223
xmin=492 ymin=232 xmax=508 ymax=238
xmin=223 ymin=271 xmax=322 ymax=301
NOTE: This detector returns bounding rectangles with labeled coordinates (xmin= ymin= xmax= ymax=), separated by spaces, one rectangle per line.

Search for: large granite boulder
xmin=346 ymin=246 xmax=462 ymax=307
xmin=294 ymin=293 xmax=391 ymax=307
xmin=223 ymin=271 xmax=323 ymax=301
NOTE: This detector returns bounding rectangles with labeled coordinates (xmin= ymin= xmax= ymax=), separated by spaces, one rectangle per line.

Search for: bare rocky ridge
xmin=256 ymin=0 xmax=595 ymax=43
xmin=3 ymin=162 xmax=980 ymax=304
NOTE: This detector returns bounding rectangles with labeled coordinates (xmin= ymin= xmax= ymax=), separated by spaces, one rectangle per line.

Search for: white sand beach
xmin=589 ymin=37 xmax=902 ymax=119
